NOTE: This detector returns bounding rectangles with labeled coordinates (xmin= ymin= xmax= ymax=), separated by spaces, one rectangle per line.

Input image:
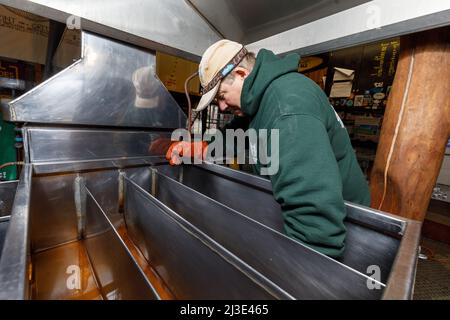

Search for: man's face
xmin=214 ymin=67 xmax=248 ymax=117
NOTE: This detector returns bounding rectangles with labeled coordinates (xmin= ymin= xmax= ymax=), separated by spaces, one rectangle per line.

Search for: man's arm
xmin=269 ymin=114 xmax=347 ymax=258
xmin=208 ymin=115 xmax=251 ymax=161
xmin=220 ymin=115 xmax=250 ymax=132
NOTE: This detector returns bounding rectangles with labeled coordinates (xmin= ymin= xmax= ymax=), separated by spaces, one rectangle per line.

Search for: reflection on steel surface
xmin=5 ymin=32 xmax=186 ymax=129
xmin=1 ymin=0 xmax=220 ymax=60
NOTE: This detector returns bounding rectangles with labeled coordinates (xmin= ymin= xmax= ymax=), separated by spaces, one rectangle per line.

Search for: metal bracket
xmin=149 ymin=167 xmax=158 ymax=197
xmin=179 ymin=166 xmax=184 ymax=184
xmin=118 ymin=170 xmax=126 ymax=214
xmin=74 ymin=174 xmax=86 ymax=239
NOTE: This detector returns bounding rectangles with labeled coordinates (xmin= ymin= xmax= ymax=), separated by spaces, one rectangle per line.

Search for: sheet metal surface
xmin=188 ymin=0 xmax=370 ymax=43
xmin=157 ymin=164 xmax=400 ymax=284
xmin=0 ymin=165 xmax=32 ymax=300
xmin=151 ymin=171 xmax=383 ymax=299
xmin=30 ymin=173 xmax=79 ymax=251
xmin=5 ymin=32 xmax=186 ymax=129
xmin=30 ymin=167 xmax=155 ymax=251
xmin=26 ymin=127 xmax=172 ymax=164
xmin=84 ymin=186 xmax=159 ymax=300
xmin=124 ymin=177 xmax=291 ymax=300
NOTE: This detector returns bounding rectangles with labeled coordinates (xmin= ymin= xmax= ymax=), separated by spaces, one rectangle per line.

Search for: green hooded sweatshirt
xmin=241 ymin=49 xmax=371 ymax=258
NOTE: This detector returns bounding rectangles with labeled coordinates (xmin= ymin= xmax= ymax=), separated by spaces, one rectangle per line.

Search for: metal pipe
xmin=0 ymin=162 xmax=25 ymax=170
xmin=185 ymin=71 xmax=199 ymax=134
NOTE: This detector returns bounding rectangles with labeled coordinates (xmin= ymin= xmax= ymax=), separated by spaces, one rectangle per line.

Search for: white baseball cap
xmin=196 ymin=39 xmax=248 ymax=111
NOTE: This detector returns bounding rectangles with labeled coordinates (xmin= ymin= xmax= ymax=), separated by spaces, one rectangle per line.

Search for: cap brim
xmin=135 ymin=95 xmax=159 ymax=108
xmin=194 ymin=83 xmax=219 ymax=112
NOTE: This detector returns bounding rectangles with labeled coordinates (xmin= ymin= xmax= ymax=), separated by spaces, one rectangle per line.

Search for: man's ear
xmin=234 ymin=67 xmax=250 ymax=79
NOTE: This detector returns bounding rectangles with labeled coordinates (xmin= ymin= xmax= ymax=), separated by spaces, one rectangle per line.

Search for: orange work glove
xmin=148 ymin=137 xmax=172 ymax=155
xmin=165 ymin=141 xmax=209 ymax=165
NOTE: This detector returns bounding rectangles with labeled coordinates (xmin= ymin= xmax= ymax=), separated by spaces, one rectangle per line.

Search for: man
xmin=166 ymin=40 xmax=371 ymax=259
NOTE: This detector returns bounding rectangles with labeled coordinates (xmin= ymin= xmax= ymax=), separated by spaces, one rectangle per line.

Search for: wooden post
xmin=370 ymin=26 xmax=450 ymax=221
